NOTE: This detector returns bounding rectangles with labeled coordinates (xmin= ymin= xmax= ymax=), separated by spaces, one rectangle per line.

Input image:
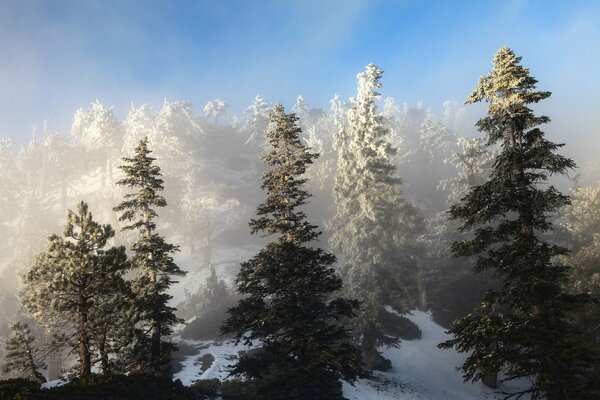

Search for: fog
xmin=0 ymin=87 xmax=597 ymax=340
xmin=1 ymin=2 xmax=599 ymax=389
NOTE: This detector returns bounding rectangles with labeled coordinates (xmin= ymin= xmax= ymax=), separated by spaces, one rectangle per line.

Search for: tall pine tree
xmin=222 ymin=104 xmax=362 ymax=400
xmin=439 ymin=47 xmax=596 ymax=399
xmin=329 ymin=64 xmax=422 ymax=370
xmin=114 ymin=137 xmax=185 ymax=374
xmin=22 ymin=201 xmax=128 ymax=378
xmin=2 ymin=322 xmax=46 ymax=383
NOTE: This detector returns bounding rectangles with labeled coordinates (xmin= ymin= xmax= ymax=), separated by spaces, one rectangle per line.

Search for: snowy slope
xmin=173 ymin=310 xmax=524 ymax=400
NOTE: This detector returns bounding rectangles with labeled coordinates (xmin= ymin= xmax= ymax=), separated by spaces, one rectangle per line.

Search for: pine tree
xmin=329 ymin=64 xmax=422 ymax=370
xmin=222 ymin=104 xmax=362 ymax=400
xmin=22 ymin=201 xmax=129 ymax=378
xmin=2 ymin=322 xmax=46 ymax=383
xmin=439 ymin=47 xmax=596 ymax=399
xmin=114 ymin=137 xmax=185 ymax=374
xmin=559 ymin=184 xmax=600 ymax=393
xmin=238 ymin=94 xmax=271 ymax=150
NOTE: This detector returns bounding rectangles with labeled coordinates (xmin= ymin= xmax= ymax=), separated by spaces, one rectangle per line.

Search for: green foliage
xmin=222 ymin=104 xmax=362 ymax=400
xmin=0 ymin=378 xmax=40 ymax=400
xmin=221 ymin=379 xmax=258 ymax=400
xmin=559 ymin=184 xmax=600 ymax=392
xmin=21 ymin=201 xmax=129 ymax=378
xmin=114 ymin=137 xmax=186 ymax=374
xmin=439 ymin=47 xmax=598 ymax=399
xmin=190 ymin=378 xmax=221 ymax=397
xmin=0 ymin=373 xmax=205 ymax=400
xmin=1 ymin=322 xmax=46 ymax=383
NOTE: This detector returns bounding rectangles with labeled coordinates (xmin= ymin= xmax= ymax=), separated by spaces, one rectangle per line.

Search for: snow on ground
xmin=170 ymin=244 xmax=259 ymax=305
xmin=173 ymin=310 xmax=529 ymax=399
xmin=41 ymin=379 xmax=68 ymax=389
xmin=174 ymin=339 xmax=243 ymax=386
xmin=342 ymin=310 xmax=500 ymax=400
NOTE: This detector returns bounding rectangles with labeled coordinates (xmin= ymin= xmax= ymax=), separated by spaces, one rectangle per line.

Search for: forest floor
xmin=173 ymin=310 xmax=531 ymax=400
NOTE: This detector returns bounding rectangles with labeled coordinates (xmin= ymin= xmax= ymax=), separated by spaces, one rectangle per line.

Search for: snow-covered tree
xmin=1 ymin=322 xmax=46 ymax=383
xmin=237 ymin=94 xmax=271 ymax=149
xmin=438 ymin=136 xmax=496 ymax=204
xmin=330 ymin=93 xmax=349 ymax=150
xmin=40 ymin=133 xmax=81 ymax=211
xmin=152 ymin=101 xmax=198 ymax=177
xmin=114 ymin=138 xmax=185 ymax=374
xmin=223 ymin=104 xmax=362 ymax=399
xmin=123 ymin=104 xmax=155 ymax=154
xmin=72 ymin=100 xmax=122 ymax=188
xmin=329 ymin=64 xmax=423 ymax=370
xmin=381 ymin=97 xmax=412 ymax=167
xmin=560 ymin=184 xmax=600 ymax=380
xmin=0 ymin=139 xmax=18 ymax=235
xmin=439 ymin=47 xmax=597 ymax=398
xmin=292 ymin=95 xmax=324 ymax=131
xmin=203 ymin=98 xmax=230 ymax=124
xmin=442 ymin=100 xmax=468 ymax=136
xmin=22 ymin=201 xmax=129 ymax=377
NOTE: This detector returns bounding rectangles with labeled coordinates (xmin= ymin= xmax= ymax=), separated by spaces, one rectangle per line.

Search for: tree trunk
xmin=99 ymin=334 xmax=110 ymax=374
xmin=60 ymin=180 xmax=67 ymax=212
xmin=46 ymin=353 xmax=62 ymax=381
xmin=79 ymin=306 xmax=91 ymax=377
xmin=482 ymin=371 xmax=498 ymax=389
xmin=417 ymin=269 xmax=428 ymax=311
xmin=25 ymin=343 xmax=46 ymax=383
xmin=79 ymin=333 xmax=91 ymax=377
xmin=150 ymin=269 xmax=161 ymax=373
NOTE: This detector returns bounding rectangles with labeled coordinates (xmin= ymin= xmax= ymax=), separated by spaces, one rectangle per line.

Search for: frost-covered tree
xmin=442 ymin=100 xmax=468 ymax=136
xmin=223 ymin=104 xmax=362 ymax=400
xmin=123 ymin=104 xmax=155 ymax=154
xmin=423 ymin=135 xmax=498 ymax=327
xmin=560 ymin=184 xmax=600 ymax=383
xmin=329 ymin=64 xmax=423 ymax=370
xmin=40 ymin=133 xmax=81 ymax=211
xmin=238 ymin=94 xmax=271 ymax=149
xmin=22 ymin=201 xmax=129 ymax=378
xmin=292 ymin=95 xmax=324 ymax=131
xmin=203 ymin=98 xmax=230 ymax=124
xmin=2 ymin=322 xmax=46 ymax=383
xmin=330 ymin=94 xmax=349 ymax=150
xmin=72 ymin=100 xmax=122 ymax=188
xmin=439 ymin=47 xmax=597 ymax=398
xmin=114 ymin=138 xmax=185 ymax=374
xmin=439 ymin=136 xmax=496 ymax=204
xmin=0 ymin=139 xmax=18 ymax=235
xmin=413 ymin=112 xmax=456 ymax=212
xmin=152 ymin=101 xmax=198 ymax=177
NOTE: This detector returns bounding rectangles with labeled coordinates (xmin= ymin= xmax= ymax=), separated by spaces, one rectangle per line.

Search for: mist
xmin=1 ymin=1 xmax=599 ymax=398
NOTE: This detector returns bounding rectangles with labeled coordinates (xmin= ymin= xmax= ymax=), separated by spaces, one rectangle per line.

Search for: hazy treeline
xmin=0 ymin=52 xmax=599 ymax=398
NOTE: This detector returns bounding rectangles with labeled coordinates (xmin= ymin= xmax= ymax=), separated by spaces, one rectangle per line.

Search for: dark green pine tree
xmin=114 ymin=137 xmax=185 ymax=374
xmin=439 ymin=47 xmax=596 ymax=399
xmin=1 ymin=322 xmax=46 ymax=383
xmin=222 ymin=104 xmax=362 ymax=400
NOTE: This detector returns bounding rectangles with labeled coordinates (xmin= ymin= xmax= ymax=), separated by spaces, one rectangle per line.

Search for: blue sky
xmin=1 ymin=0 xmax=599 ymax=161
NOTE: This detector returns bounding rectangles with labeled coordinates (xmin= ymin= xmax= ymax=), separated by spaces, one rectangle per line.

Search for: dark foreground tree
xmin=22 ymin=201 xmax=128 ymax=378
xmin=114 ymin=138 xmax=185 ymax=374
xmin=1 ymin=322 xmax=46 ymax=383
xmin=222 ymin=104 xmax=362 ymax=400
xmin=439 ymin=47 xmax=597 ymax=399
